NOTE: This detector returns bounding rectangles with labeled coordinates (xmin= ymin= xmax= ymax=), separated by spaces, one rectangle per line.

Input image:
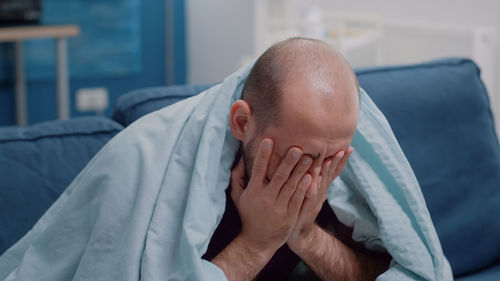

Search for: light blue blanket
xmin=0 ymin=63 xmax=452 ymax=280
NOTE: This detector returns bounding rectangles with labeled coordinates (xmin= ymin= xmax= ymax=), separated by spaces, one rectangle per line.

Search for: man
xmin=1 ymin=37 xmax=450 ymax=281
xmin=204 ymin=38 xmax=391 ymax=280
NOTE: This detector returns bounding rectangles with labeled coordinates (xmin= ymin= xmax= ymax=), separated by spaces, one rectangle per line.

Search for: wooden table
xmin=0 ymin=25 xmax=79 ymax=126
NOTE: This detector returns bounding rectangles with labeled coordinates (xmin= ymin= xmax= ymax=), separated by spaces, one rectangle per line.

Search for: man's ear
xmin=229 ymin=100 xmax=252 ymax=141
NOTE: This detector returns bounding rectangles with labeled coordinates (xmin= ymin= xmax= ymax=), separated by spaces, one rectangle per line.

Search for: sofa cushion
xmin=112 ymin=85 xmax=213 ymax=126
xmin=357 ymin=58 xmax=500 ymax=276
xmin=455 ymin=264 xmax=500 ymax=281
xmin=0 ymin=117 xmax=123 ymax=254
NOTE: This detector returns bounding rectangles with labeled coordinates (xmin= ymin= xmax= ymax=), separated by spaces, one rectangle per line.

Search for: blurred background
xmin=0 ymin=0 xmax=499 ymax=134
xmin=189 ymin=0 xmax=500 ymax=135
xmin=0 ymin=0 xmax=185 ymax=126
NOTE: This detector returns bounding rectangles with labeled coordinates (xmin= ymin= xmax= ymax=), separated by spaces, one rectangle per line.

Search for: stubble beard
xmin=242 ymin=135 xmax=258 ymax=187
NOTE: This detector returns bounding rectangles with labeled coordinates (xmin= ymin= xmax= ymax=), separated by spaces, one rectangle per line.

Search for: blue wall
xmin=0 ymin=0 xmax=186 ymax=126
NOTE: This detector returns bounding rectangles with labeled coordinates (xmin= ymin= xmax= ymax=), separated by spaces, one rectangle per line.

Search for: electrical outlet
xmin=76 ymin=87 xmax=109 ymax=112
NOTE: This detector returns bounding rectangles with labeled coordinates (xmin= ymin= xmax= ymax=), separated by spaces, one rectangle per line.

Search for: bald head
xmin=231 ymin=38 xmax=360 ymax=182
xmin=241 ymin=37 xmax=359 ymax=132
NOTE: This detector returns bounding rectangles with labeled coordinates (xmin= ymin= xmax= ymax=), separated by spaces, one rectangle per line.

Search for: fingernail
xmin=302 ymin=173 xmax=311 ymax=183
xmin=302 ymin=157 xmax=311 ymax=165
xmin=262 ymin=139 xmax=272 ymax=148
xmin=292 ymin=149 xmax=301 ymax=158
xmin=338 ymin=151 xmax=345 ymax=159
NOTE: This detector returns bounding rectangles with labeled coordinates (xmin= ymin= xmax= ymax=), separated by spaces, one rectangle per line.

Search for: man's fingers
xmin=230 ymin=158 xmax=246 ymax=206
xmin=288 ymin=173 xmax=312 ymax=216
xmin=332 ymin=146 xmax=354 ymax=180
xmin=318 ymin=159 xmax=332 ymax=195
xmin=326 ymin=150 xmax=345 ymax=183
xmin=268 ymin=147 xmax=302 ymax=199
xmin=250 ymin=138 xmax=274 ymax=184
xmin=276 ymin=155 xmax=312 ymax=210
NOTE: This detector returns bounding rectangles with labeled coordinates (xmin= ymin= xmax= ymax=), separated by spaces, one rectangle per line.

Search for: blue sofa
xmin=1 ymin=58 xmax=499 ymax=280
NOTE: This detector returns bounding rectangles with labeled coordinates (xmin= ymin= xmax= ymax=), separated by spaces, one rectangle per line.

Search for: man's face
xmin=242 ymin=77 xmax=359 ymax=187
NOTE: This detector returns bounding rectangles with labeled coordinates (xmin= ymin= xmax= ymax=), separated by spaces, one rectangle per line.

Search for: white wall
xmin=187 ymin=0 xmax=500 ymax=84
xmin=186 ymin=0 xmax=254 ymax=84
xmin=316 ymin=0 xmax=500 ymax=27
xmin=314 ymin=0 xmax=500 ymax=72
xmin=316 ymin=0 xmax=500 ymax=135
xmin=187 ymin=0 xmax=500 ymax=134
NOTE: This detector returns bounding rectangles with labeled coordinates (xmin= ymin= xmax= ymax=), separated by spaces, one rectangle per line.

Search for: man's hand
xmin=287 ymin=147 xmax=354 ymax=252
xmin=231 ymin=138 xmax=313 ymax=255
xmin=283 ymin=147 xmax=390 ymax=281
xmin=212 ymin=138 xmax=313 ymax=280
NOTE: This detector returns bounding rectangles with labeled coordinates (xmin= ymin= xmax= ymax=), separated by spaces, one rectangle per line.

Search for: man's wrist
xmin=288 ymin=224 xmax=391 ymax=281
xmin=233 ymin=234 xmax=276 ymax=264
xmin=212 ymin=234 xmax=276 ymax=281
xmin=288 ymin=224 xmax=327 ymax=258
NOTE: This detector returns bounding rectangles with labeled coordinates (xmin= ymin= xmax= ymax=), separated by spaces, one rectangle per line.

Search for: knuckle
xmin=273 ymin=171 xmax=288 ymax=183
xmin=298 ymin=182 xmax=308 ymax=192
xmin=253 ymin=166 xmax=266 ymax=176
xmin=282 ymin=181 xmax=296 ymax=193
xmin=273 ymin=207 xmax=285 ymax=217
xmin=262 ymin=196 xmax=274 ymax=207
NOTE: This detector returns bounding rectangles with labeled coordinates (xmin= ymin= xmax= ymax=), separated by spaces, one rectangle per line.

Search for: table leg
xmin=56 ymin=37 xmax=70 ymax=120
xmin=14 ymin=41 xmax=27 ymax=126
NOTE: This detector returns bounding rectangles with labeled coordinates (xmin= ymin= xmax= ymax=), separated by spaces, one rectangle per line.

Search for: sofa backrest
xmin=112 ymin=84 xmax=213 ymax=127
xmin=113 ymin=58 xmax=500 ymax=276
xmin=0 ymin=117 xmax=123 ymax=254
xmin=357 ymin=58 xmax=500 ymax=276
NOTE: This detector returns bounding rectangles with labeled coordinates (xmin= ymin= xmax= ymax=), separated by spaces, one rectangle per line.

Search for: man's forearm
xmin=211 ymin=235 xmax=274 ymax=281
xmin=290 ymin=224 xmax=390 ymax=281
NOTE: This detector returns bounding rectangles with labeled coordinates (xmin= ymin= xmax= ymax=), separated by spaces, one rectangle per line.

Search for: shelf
xmin=0 ymin=25 xmax=79 ymax=42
